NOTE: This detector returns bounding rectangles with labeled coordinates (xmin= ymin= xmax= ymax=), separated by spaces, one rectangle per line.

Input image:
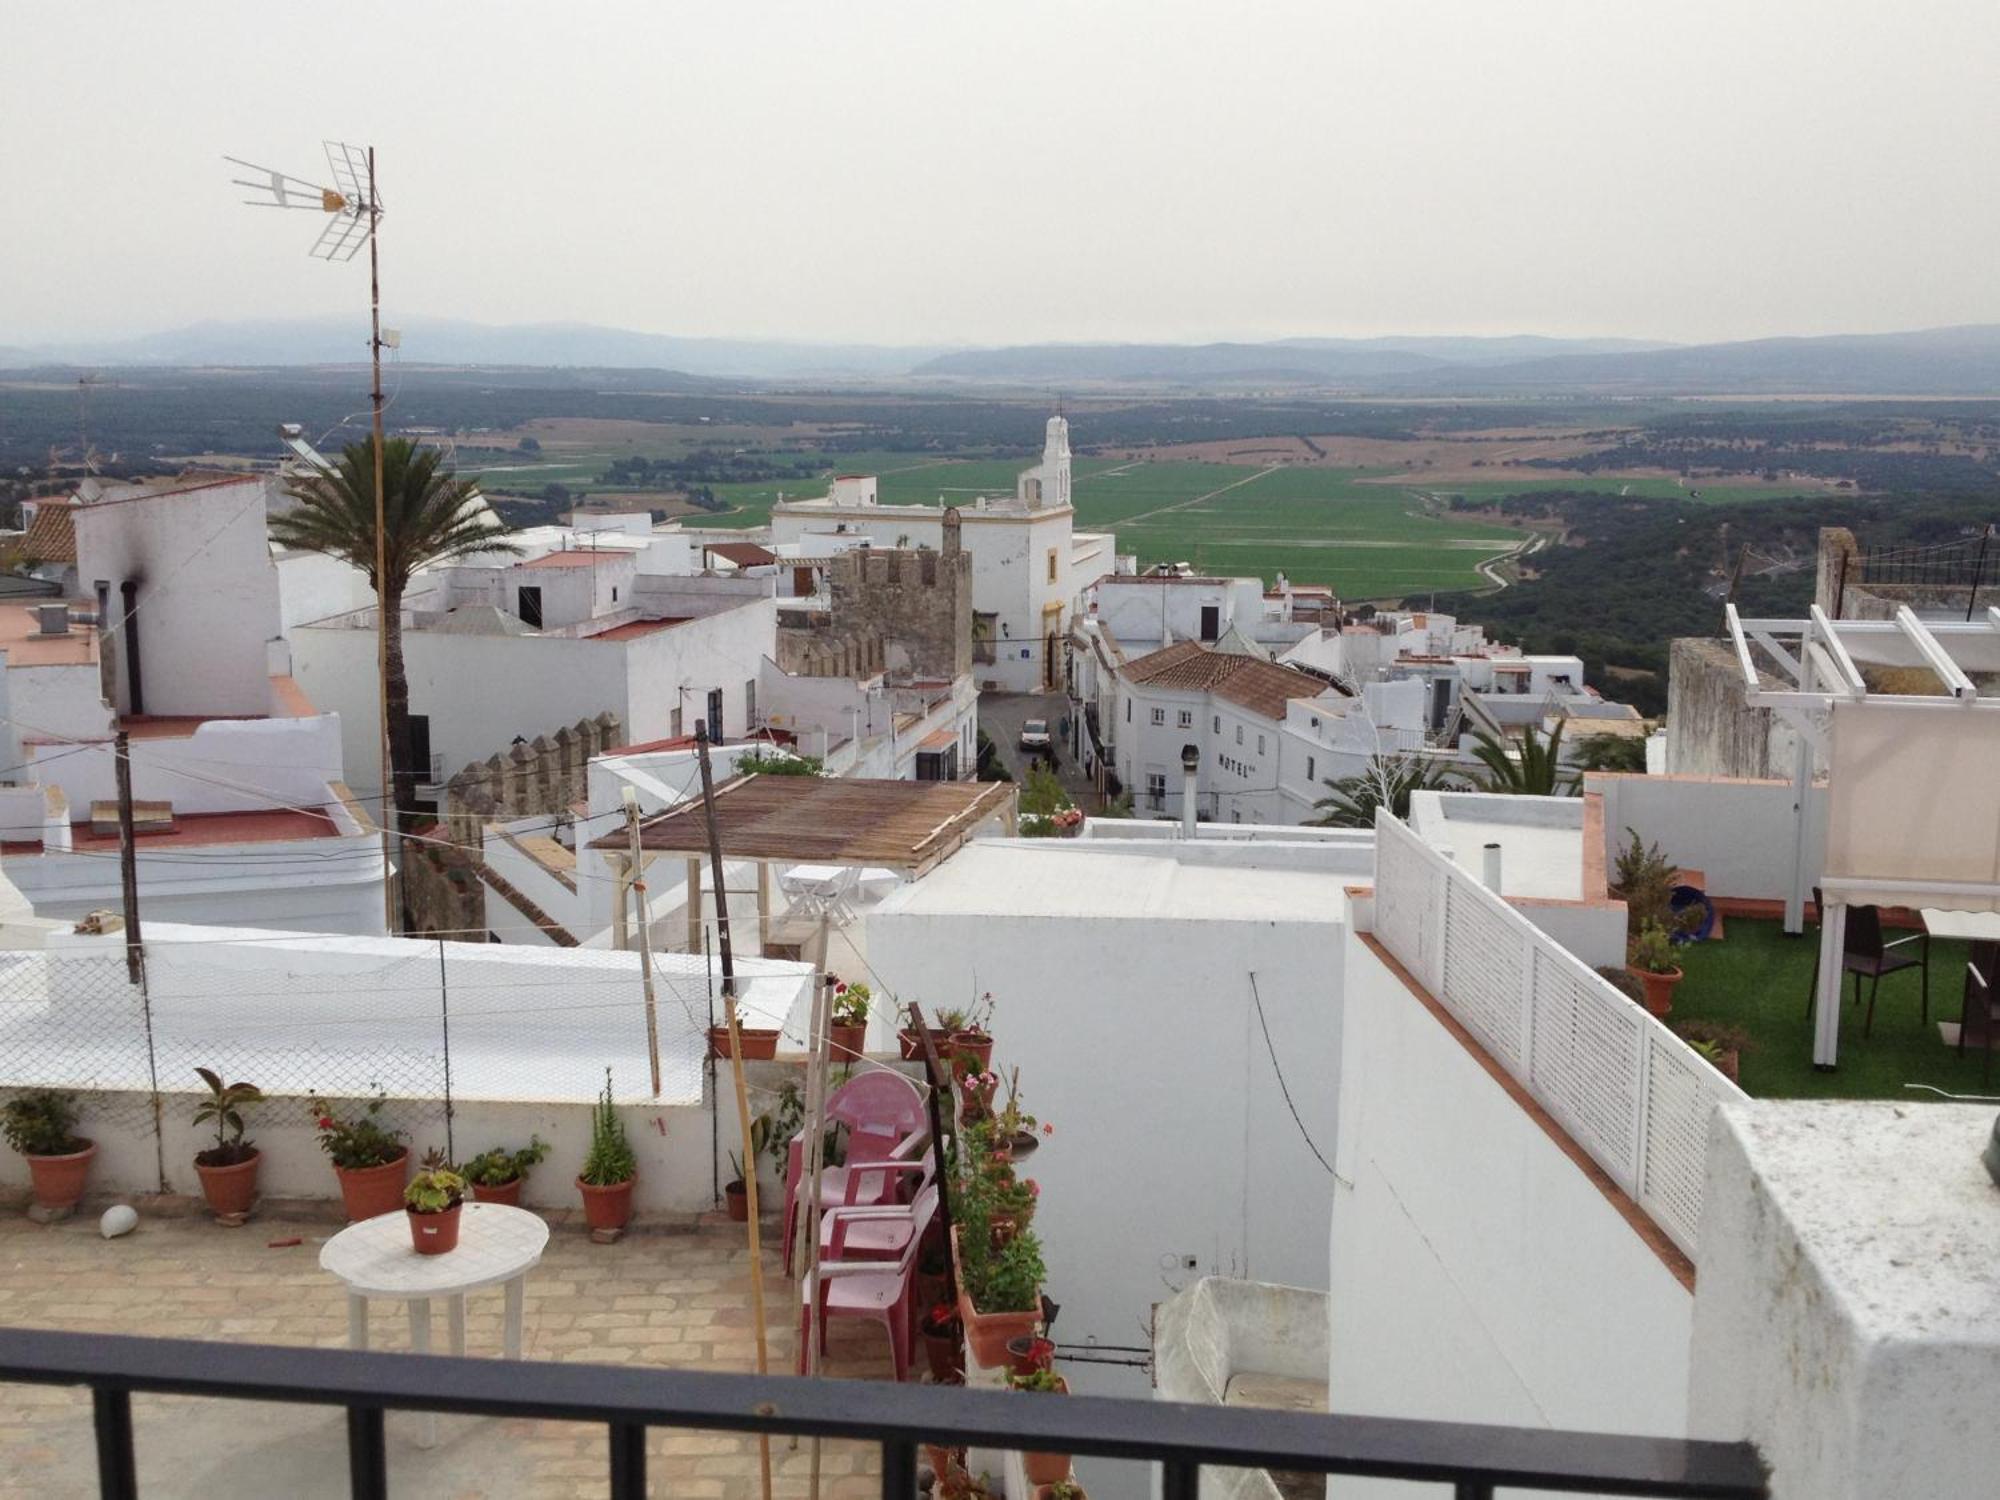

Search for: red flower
xmin=1041 ymin=1122 xmax=1054 ymax=1136
xmin=315 ymin=1116 xmax=334 ymax=1130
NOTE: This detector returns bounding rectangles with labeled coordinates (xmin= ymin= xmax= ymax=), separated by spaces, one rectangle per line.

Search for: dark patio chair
xmin=1960 ymin=942 xmax=2000 ymax=1086
xmin=1803 ymin=888 xmax=1929 ymax=1036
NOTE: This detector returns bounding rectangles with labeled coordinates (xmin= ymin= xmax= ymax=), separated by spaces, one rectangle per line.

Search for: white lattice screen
xmin=1371 ymin=813 xmax=1745 ymax=1258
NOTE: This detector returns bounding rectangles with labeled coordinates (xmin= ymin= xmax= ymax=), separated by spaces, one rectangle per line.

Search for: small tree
xmin=1467 ymin=720 xmax=1574 ymax=797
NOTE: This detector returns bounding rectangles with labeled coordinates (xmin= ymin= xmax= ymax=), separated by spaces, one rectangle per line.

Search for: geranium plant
xmin=307 ymin=1089 xmax=406 ymax=1169
xmin=832 ymin=981 xmax=871 ymax=1028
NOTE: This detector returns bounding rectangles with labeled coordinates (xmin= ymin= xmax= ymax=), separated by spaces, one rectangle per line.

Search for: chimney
xmin=120 ymin=579 xmax=144 ymax=716
xmin=1180 ymin=743 xmax=1200 ymax=837
xmin=1482 ymin=841 xmax=1504 ymax=891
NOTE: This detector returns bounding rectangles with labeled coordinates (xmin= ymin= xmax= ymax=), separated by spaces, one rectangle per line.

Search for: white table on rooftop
xmin=320 ymin=1202 xmax=549 ymax=1442
xmin=1921 ymin=908 xmax=2000 ymax=944
xmin=779 ymin=864 xmax=902 ymax=921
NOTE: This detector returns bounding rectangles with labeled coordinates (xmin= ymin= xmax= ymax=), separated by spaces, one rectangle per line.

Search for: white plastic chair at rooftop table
xmin=796 ymin=1183 xmax=940 ymax=1381
xmin=781 ymin=1070 xmax=928 ymax=1275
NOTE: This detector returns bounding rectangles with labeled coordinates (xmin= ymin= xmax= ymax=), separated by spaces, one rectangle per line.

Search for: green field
xmin=1428 ymin=476 xmax=1827 ymax=507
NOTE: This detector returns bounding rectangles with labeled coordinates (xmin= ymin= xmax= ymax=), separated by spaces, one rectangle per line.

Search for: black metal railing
xmin=1850 ymin=529 xmax=1997 ymax=619
xmin=0 ymin=1327 xmax=1765 ymax=1500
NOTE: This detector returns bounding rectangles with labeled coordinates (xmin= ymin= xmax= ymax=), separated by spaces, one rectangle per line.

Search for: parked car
xmin=1018 ymin=718 xmax=1052 ymax=753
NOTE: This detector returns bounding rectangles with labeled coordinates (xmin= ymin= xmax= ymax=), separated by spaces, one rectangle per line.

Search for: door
xmin=706 ymin=687 xmax=724 ymax=744
xmin=516 ymin=586 xmax=543 ymax=628
xmin=1200 ymin=605 xmax=1220 ymax=642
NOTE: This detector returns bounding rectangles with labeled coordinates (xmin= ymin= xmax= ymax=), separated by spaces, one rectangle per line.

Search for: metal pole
xmin=802 ymin=972 xmax=832 ymax=1489
xmin=624 ymin=788 xmax=663 ymax=1098
xmin=366 ymin=147 xmax=396 ymax=934
xmin=437 ymin=938 xmax=456 ymax=1162
xmin=113 ymin=731 xmax=143 ymax=985
xmin=696 ymin=724 xmax=772 ymax=1500
xmin=1968 ymin=525 xmax=1992 ymax=623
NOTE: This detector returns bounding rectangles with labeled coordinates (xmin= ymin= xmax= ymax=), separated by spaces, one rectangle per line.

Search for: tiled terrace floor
xmin=0 ymin=1205 xmax=893 ymax=1500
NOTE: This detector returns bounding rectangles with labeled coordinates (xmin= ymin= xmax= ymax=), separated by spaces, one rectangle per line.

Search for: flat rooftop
xmin=67 ymin=808 xmax=343 ymax=851
xmin=0 ymin=1211 xmax=888 ymax=1500
xmin=0 ymin=604 xmax=95 ymax=668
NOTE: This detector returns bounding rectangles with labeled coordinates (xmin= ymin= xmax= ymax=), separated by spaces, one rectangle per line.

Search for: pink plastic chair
xmin=798 ymin=1184 xmax=939 ymax=1380
xmin=782 ymin=1071 xmax=928 ymax=1272
xmin=814 ymin=1153 xmax=938 ymax=1262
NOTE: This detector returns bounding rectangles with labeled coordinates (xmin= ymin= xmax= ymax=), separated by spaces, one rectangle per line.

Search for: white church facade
xmin=768 ymin=416 xmax=1116 ymax=694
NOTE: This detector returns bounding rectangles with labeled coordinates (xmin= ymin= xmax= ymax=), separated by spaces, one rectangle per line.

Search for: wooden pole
xmin=697 ymin=725 xmax=771 ymax=1500
xmin=113 ymin=730 xmax=143 ymax=986
xmin=905 ymin=1002 xmax=959 ymax=1307
xmin=366 ymin=147 xmax=396 ymax=934
xmin=624 ymin=788 xmax=662 ymax=1097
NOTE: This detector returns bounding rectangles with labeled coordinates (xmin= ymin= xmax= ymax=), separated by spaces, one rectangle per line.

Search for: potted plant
xmin=1035 ymin=1479 xmax=1087 ymax=1500
xmin=950 ymin=993 xmax=996 ymax=1073
xmin=899 ymin=1002 xmax=956 ymax=1061
xmin=1007 ymin=1365 xmax=1072 ymax=1483
xmin=708 ymin=1020 xmax=781 ymax=1060
xmin=1007 ymin=1332 xmax=1056 ymax=1376
xmin=955 ymin=1224 xmax=1046 ymax=1368
xmin=996 ymin=1096 xmax=1050 ymax=1159
xmin=191 ymin=1068 xmax=263 ymax=1221
xmin=2 ymin=1089 xmax=93 ymax=1214
xmin=1627 ymin=922 xmax=1683 ymax=1017
xmin=830 ymin=981 xmax=871 ymax=1058
xmin=405 ymin=1163 xmax=467 ymax=1255
xmin=461 ymin=1136 xmax=550 ymax=1206
xmin=309 ymin=1090 xmax=409 ymax=1222
xmin=921 ymin=1301 xmax=966 ymax=1382
xmin=578 ymin=1069 xmax=637 ymax=1232
xmin=958 ymin=1070 xmax=1000 ymax=1123
xmin=1676 ymin=1019 xmax=1755 ymax=1084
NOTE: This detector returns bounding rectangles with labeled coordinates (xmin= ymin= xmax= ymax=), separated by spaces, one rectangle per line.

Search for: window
xmin=516 ymin=585 xmax=543 ymax=629
xmin=1145 ymin=772 xmax=1167 ymax=811
xmin=745 ymin=678 xmax=757 ymax=730
xmin=973 ymin=612 xmax=998 ymax=666
xmin=1212 ymin=715 xmax=1220 ymax=733
xmin=1235 ymin=725 xmax=1244 ymax=746
xmin=407 ymin=714 xmax=434 ymax=783
xmin=611 ymin=586 xmax=618 ymax=603
xmin=670 ymin=706 xmax=683 ymax=739
xmin=1306 ymin=755 xmax=1316 ymax=783
xmin=1125 ymin=700 xmax=1132 ymax=723
xmin=1151 ymin=707 xmax=1165 ymax=726
xmin=1047 ymin=548 xmax=1058 ymax=583
xmin=706 ymin=687 xmax=724 ymax=744
xmin=1177 ymin=709 xmax=1192 ymax=728
xmin=1199 ymin=605 xmax=1220 ymax=642
xmin=916 ymin=746 xmax=959 ymax=782
xmin=1257 ymin=734 xmax=1265 ymax=755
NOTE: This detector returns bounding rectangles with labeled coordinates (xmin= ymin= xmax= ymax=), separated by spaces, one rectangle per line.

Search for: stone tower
xmin=1040 ymin=414 xmax=1072 ymax=509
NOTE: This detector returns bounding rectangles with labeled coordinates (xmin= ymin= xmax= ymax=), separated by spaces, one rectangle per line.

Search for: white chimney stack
xmin=1482 ymin=841 xmax=1504 ymax=891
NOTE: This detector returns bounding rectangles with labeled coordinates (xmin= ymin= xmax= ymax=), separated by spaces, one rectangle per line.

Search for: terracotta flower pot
xmin=923 ymin=1321 xmax=966 ymax=1382
xmin=194 ymin=1148 xmax=261 ymax=1220
xmin=709 ymin=1025 xmax=781 ymax=1060
xmin=1023 ymin=1451 xmax=1072 ymax=1487
xmin=579 ymin=1175 xmax=636 ymax=1232
xmin=725 ymin=1180 xmax=750 ymax=1222
xmin=24 ymin=1140 xmax=96 ymax=1211
xmin=958 ymin=1285 xmax=1042 ymax=1369
xmin=950 ymin=1031 xmax=994 ymax=1071
xmin=1630 ymin=965 xmax=1684 ymax=1017
xmin=829 ymin=1022 xmax=866 ymax=1058
xmin=1007 ymin=1334 xmax=1056 ymax=1376
xmin=333 ymin=1149 xmax=409 ymax=1222
xmin=408 ymin=1200 xmax=463 ymax=1256
xmin=1714 ymin=1048 xmax=1741 ymax=1084
xmin=471 ymin=1176 xmax=523 ymax=1207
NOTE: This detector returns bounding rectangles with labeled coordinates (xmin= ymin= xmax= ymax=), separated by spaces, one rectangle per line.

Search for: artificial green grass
xmin=1670 ymin=918 xmax=1988 ymax=1101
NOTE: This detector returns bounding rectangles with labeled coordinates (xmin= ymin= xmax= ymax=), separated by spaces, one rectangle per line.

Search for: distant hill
xmin=3 ymin=318 xmax=956 ymax=381
xmin=11 ymin=319 xmax=2000 ymax=395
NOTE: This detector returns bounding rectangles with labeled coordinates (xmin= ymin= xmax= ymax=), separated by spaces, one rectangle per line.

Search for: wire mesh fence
xmin=0 ymin=934 xmax=811 ymax=1174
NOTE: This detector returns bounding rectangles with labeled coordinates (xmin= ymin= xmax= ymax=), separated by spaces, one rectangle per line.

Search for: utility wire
xmin=1247 ymin=970 xmax=1335 ymax=1177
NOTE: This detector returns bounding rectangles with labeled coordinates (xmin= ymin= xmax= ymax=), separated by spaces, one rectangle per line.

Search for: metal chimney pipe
xmin=119 ymin=580 xmax=144 ymax=717
xmin=1180 ymin=743 xmax=1200 ymax=838
xmin=1482 ymin=841 xmax=1503 ymax=891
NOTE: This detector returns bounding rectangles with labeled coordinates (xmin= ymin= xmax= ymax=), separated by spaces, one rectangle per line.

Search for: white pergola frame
xmin=1724 ymin=603 xmax=2000 ymax=1068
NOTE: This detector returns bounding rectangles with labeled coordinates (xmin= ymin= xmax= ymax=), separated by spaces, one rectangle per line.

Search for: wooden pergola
xmin=590 ymin=775 xmax=1018 ymax=952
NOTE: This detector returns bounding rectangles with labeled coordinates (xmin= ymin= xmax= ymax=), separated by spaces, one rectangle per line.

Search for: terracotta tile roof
xmin=520 ymin=549 xmax=630 ymax=568
xmin=21 ymin=504 xmax=76 ymax=564
xmin=702 ymin=541 xmax=778 ymax=568
xmin=1122 ymin=640 xmax=1329 ymax=719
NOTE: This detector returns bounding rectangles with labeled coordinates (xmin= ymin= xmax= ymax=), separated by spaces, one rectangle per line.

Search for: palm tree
xmin=1310 ymin=754 xmax=1449 ymax=827
xmin=1467 ymin=720 xmax=1574 ymax=796
xmin=274 ymin=436 xmax=517 ymax=825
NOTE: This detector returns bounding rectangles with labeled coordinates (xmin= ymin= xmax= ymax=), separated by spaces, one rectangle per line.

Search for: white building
xmin=1112 ymin=640 xmax=1432 ymax=825
xmin=768 ymin=417 xmax=1116 ymax=693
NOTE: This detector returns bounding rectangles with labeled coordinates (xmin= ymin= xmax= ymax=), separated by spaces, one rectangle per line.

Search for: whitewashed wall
xmin=1327 ymin=919 xmax=1693 ymax=1498
xmin=1586 ymin=772 xmax=1826 ymax=902
xmin=866 ymin=843 xmax=1348 ymax=1409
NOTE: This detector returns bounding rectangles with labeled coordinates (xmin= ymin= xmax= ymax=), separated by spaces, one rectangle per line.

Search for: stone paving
xmin=0 ymin=1203 xmax=895 ymax=1500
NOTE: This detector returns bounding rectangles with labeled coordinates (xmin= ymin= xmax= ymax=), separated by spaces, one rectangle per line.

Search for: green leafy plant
xmin=581 ymin=1070 xmax=637 ymax=1186
xmin=1046 ymin=1481 xmax=1086 ymax=1500
xmin=1628 ymin=921 xmax=1677 ymax=976
xmin=1311 ymin=755 xmax=1452 ymax=827
xmin=1007 ymin=1367 xmax=1066 ymax=1393
xmin=832 ymin=981 xmax=871 ymax=1027
xmin=192 ymin=1068 xmax=263 ymax=1167
xmin=1675 ymin=1018 xmax=1754 ymax=1055
xmin=1594 ymin=965 xmax=1647 ymax=1004
xmin=308 ymin=1089 xmax=406 ymax=1170
xmin=736 ymin=749 xmax=825 ymax=777
xmin=461 ymin=1136 xmax=550 ymax=1188
xmin=1 ymin=1090 xmax=83 ymax=1158
xmin=978 ymin=1230 xmax=1046 ymax=1315
xmin=1612 ymin=828 xmax=1679 ymax=938
xmin=405 ymin=1166 xmax=466 ymax=1213
xmin=1468 ymin=720 xmax=1574 ymax=797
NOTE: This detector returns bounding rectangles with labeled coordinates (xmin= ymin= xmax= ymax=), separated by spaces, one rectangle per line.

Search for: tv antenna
xmin=75 ymin=374 xmax=107 ymax=474
xmin=226 ymin=140 xmax=398 ymax=930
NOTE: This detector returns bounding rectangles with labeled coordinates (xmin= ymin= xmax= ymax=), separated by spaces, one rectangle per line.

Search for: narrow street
xmin=976 ymin=690 xmax=1100 ymax=809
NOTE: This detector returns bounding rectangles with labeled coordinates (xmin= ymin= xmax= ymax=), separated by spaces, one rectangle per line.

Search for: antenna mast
xmin=227 ymin=141 xmax=397 ymax=932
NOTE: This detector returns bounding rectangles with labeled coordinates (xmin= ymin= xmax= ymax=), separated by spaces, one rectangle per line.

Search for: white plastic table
xmin=321 ymin=1202 xmax=549 ymax=1439
xmin=1922 ymin=908 xmax=2000 ymax=944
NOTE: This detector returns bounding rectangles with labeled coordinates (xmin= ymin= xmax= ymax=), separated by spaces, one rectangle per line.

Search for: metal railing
xmin=0 ymin=1327 xmax=1766 ymax=1500
xmin=1372 ymin=812 xmax=1747 ymax=1259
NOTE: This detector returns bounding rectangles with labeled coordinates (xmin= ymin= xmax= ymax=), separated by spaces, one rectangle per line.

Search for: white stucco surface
xmin=1689 ymin=1101 xmax=2000 ymax=1500
xmin=1327 ymin=923 xmax=1694 ymax=1497
xmin=866 ymin=839 xmax=1347 ymax=1418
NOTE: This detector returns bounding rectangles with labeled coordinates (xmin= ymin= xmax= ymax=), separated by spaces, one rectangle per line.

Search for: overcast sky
xmin=5 ymin=0 xmax=1998 ymax=348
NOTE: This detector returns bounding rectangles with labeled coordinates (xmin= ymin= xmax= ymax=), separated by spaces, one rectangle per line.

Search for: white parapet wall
xmin=1690 ymin=1101 xmax=2000 ymax=1500
xmin=1585 ymin=772 xmax=1828 ymax=903
xmin=1328 ymin=916 xmax=1698 ymax=1496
